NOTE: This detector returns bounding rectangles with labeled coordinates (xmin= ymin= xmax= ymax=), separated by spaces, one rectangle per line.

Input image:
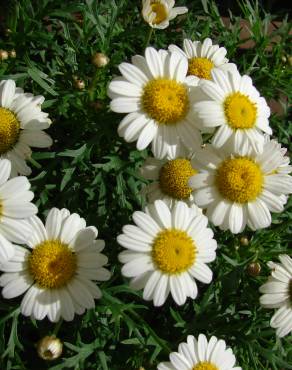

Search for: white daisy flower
xmin=142 ymin=0 xmax=188 ymax=30
xmin=188 ymin=140 xmax=292 ymax=234
xmin=193 ymin=69 xmax=271 ymax=153
xmin=260 ymin=254 xmax=292 ymax=338
xmin=0 ymin=208 xmax=111 ymax=322
xmin=140 ymin=146 xmax=200 ymax=207
xmin=169 ymin=38 xmax=237 ymax=83
xmin=108 ymin=47 xmax=202 ymax=159
xmin=158 ymin=333 xmax=242 ymax=370
xmin=117 ymin=200 xmax=217 ymax=306
xmin=0 ymin=79 xmax=53 ymax=176
xmin=0 ymin=158 xmax=37 ymax=261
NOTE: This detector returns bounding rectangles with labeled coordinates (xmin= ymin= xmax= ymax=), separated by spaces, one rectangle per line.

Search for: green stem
xmin=144 ymin=27 xmax=154 ymax=49
xmin=52 ymin=319 xmax=63 ymax=336
xmin=88 ymin=69 xmax=100 ymax=102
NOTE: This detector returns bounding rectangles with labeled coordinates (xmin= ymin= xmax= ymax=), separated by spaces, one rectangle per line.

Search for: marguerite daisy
xmin=0 ymin=208 xmax=111 ymax=322
xmin=169 ymin=38 xmax=237 ymax=83
xmin=188 ymin=140 xmax=292 ymax=234
xmin=142 ymin=0 xmax=188 ymax=30
xmin=260 ymin=254 xmax=292 ymax=338
xmin=0 ymin=158 xmax=37 ymax=261
xmin=0 ymin=79 xmax=53 ymax=176
xmin=193 ymin=69 xmax=271 ymax=152
xmin=158 ymin=333 xmax=242 ymax=370
xmin=118 ymin=200 xmax=217 ymax=306
xmin=140 ymin=146 xmax=199 ymax=207
xmin=108 ymin=47 xmax=202 ymax=158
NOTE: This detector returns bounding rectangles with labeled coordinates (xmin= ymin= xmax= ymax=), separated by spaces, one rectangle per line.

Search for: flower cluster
xmin=0 ymin=0 xmax=291 ymax=367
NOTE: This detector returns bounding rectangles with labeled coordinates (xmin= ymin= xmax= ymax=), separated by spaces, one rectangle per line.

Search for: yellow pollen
xmin=0 ymin=107 xmax=20 ymax=154
xmin=216 ymin=156 xmax=263 ymax=203
xmin=150 ymin=2 xmax=168 ymax=24
xmin=224 ymin=92 xmax=257 ymax=129
xmin=159 ymin=158 xmax=197 ymax=199
xmin=142 ymin=78 xmax=189 ymax=125
xmin=28 ymin=240 xmax=77 ymax=289
xmin=152 ymin=229 xmax=196 ymax=274
xmin=192 ymin=362 xmax=219 ymax=370
xmin=188 ymin=57 xmax=214 ymax=79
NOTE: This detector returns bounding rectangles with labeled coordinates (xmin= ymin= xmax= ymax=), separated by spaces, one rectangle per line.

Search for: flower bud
xmin=37 ymin=335 xmax=63 ymax=361
xmin=9 ymin=49 xmax=16 ymax=58
xmin=91 ymin=52 xmax=109 ymax=68
xmin=240 ymin=236 xmax=249 ymax=246
xmin=247 ymin=262 xmax=261 ymax=277
xmin=0 ymin=50 xmax=9 ymax=61
xmin=74 ymin=79 xmax=85 ymax=90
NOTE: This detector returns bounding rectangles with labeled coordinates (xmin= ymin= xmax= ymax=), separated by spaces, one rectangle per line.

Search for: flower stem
xmin=52 ymin=319 xmax=63 ymax=336
xmin=144 ymin=27 xmax=154 ymax=49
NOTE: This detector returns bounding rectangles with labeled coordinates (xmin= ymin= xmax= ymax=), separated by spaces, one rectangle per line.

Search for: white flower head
xmin=158 ymin=333 xmax=242 ymax=370
xmin=140 ymin=145 xmax=200 ymax=207
xmin=193 ymin=69 xmax=271 ymax=153
xmin=0 ymin=158 xmax=37 ymax=262
xmin=260 ymin=254 xmax=292 ymax=338
xmin=0 ymin=79 xmax=53 ymax=176
xmin=118 ymin=200 xmax=217 ymax=306
xmin=169 ymin=38 xmax=237 ymax=84
xmin=108 ymin=47 xmax=202 ymax=159
xmin=188 ymin=139 xmax=292 ymax=234
xmin=0 ymin=208 xmax=111 ymax=322
xmin=142 ymin=0 xmax=188 ymax=29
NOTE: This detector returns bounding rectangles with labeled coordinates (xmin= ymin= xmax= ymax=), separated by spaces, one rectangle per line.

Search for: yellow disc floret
xmin=0 ymin=107 xmax=20 ymax=154
xmin=150 ymin=2 xmax=168 ymax=24
xmin=216 ymin=156 xmax=263 ymax=203
xmin=28 ymin=240 xmax=77 ymax=289
xmin=193 ymin=362 xmax=219 ymax=370
xmin=224 ymin=92 xmax=257 ymax=129
xmin=142 ymin=78 xmax=189 ymax=125
xmin=152 ymin=229 xmax=196 ymax=274
xmin=159 ymin=158 xmax=197 ymax=199
xmin=188 ymin=57 xmax=214 ymax=80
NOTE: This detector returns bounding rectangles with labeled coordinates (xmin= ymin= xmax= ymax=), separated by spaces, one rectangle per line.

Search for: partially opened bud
xmin=37 ymin=335 xmax=63 ymax=361
xmin=92 ymin=52 xmax=109 ymax=68
xmin=240 ymin=236 xmax=249 ymax=246
xmin=74 ymin=79 xmax=85 ymax=90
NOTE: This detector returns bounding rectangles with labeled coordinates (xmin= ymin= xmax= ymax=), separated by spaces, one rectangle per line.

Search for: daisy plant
xmin=142 ymin=0 xmax=188 ymax=30
xmin=188 ymin=140 xmax=292 ymax=234
xmin=260 ymin=254 xmax=292 ymax=338
xmin=0 ymin=79 xmax=53 ymax=176
xmin=169 ymin=38 xmax=237 ymax=83
xmin=108 ymin=47 xmax=202 ymax=158
xmin=0 ymin=208 xmax=111 ymax=322
xmin=0 ymin=158 xmax=37 ymax=261
xmin=158 ymin=333 xmax=242 ymax=370
xmin=193 ymin=69 xmax=271 ymax=153
xmin=118 ymin=200 xmax=217 ymax=306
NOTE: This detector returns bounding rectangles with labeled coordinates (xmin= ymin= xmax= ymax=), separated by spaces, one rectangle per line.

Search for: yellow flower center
xmin=216 ymin=156 xmax=263 ymax=203
xmin=0 ymin=107 xmax=20 ymax=154
xmin=152 ymin=229 xmax=196 ymax=274
xmin=159 ymin=158 xmax=197 ymax=199
xmin=224 ymin=92 xmax=257 ymax=129
xmin=193 ymin=362 xmax=219 ymax=370
xmin=150 ymin=2 xmax=168 ymax=24
xmin=142 ymin=78 xmax=189 ymax=125
xmin=28 ymin=240 xmax=77 ymax=289
xmin=188 ymin=57 xmax=214 ymax=80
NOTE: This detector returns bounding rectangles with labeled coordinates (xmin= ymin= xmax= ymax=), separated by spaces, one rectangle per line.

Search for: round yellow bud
xmin=240 ymin=236 xmax=249 ymax=246
xmin=247 ymin=262 xmax=261 ymax=277
xmin=92 ymin=52 xmax=109 ymax=68
xmin=9 ymin=49 xmax=16 ymax=58
xmin=0 ymin=50 xmax=9 ymax=61
xmin=37 ymin=335 xmax=63 ymax=361
xmin=74 ymin=79 xmax=85 ymax=90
